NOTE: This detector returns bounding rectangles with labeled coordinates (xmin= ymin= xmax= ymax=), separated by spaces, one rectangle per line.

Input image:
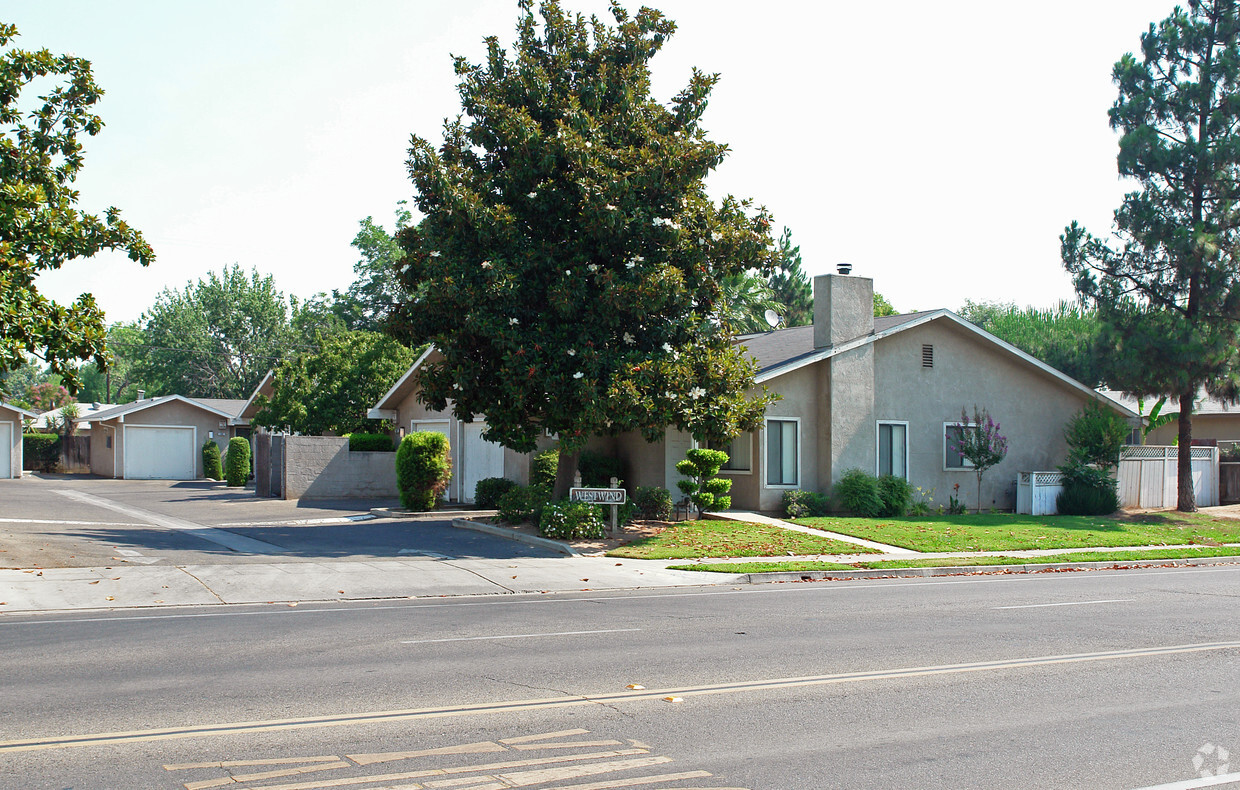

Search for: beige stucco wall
xmin=0 ymin=405 xmax=22 ymax=479
xmin=92 ymin=400 xmax=236 ymax=479
xmin=1145 ymin=414 xmax=1240 ymax=447
xmin=872 ymin=319 xmax=1096 ymax=511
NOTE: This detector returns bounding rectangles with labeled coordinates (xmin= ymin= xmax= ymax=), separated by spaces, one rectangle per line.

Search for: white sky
xmin=8 ymin=0 xmax=1176 ymax=324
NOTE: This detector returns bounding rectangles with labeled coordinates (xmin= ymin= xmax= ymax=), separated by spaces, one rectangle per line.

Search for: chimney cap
xmin=836 ymin=262 xmax=853 ymax=275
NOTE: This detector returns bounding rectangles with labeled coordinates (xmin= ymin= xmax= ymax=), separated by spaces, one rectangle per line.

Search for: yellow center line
xmin=5 ymin=641 xmax=1238 ymax=754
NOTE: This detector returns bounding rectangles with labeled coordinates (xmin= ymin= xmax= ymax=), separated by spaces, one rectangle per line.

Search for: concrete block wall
xmin=282 ymin=436 xmax=398 ymax=500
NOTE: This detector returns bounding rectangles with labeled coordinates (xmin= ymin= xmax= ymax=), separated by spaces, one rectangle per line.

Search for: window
xmin=922 ymin=344 xmax=934 ymax=368
xmin=944 ymin=422 xmax=976 ymax=470
xmin=765 ymin=418 xmax=799 ymax=487
xmin=877 ymin=421 xmax=908 ymax=478
xmin=710 ymin=433 xmax=753 ymax=473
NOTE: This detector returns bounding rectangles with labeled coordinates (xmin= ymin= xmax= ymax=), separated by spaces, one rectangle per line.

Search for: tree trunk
xmin=1177 ymin=391 xmax=1196 ymax=512
xmin=552 ymin=447 xmax=581 ymax=501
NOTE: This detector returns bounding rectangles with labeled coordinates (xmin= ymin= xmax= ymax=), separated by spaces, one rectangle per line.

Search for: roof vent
xmin=836 ymin=262 xmax=853 ymax=275
xmin=91 ymin=402 xmax=101 ymax=410
xmin=137 ymin=390 xmax=145 ymax=401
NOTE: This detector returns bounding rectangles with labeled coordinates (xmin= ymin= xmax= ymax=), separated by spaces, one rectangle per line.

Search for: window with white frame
xmin=765 ymin=418 xmax=799 ymax=487
xmin=944 ymin=422 xmax=976 ymax=470
xmin=710 ymin=432 xmax=753 ymax=473
xmin=877 ymin=421 xmax=908 ymax=478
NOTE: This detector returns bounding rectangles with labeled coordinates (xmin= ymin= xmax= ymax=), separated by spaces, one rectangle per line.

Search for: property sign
xmin=569 ymin=487 xmax=627 ymax=505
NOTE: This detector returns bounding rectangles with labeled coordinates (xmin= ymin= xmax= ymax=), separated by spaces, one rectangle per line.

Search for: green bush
xmin=1056 ymin=481 xmax=1119 ymax=515
xmin=675 ymin=448 xmax=732 ymax=516
xmin=834 ymin=468 xmax=884 ymax=517
xmin=348 ymin=433 xmax=395 ymax=452
xmin=474 ymin=477 xmax=518 ymax=508
xmin=782 ymin=490 xmax=831 ymax=519
xmin=202 ymin=439 xmax=222 ymax=480
xmin=396 ymin=431 xmax=452 ymax=511
xmin=877 ymin=475 xmax=914 ymax=517
xmin=1063 ymin=401 xmax=1130 ymax=469
xmin=223 ymin=437 xmax=251 ymax=486
xmin=531 ymin=448 xmax=559 ymax=489
xmin=22 ymin=433 xmax=60 ymax=472
xmin=578 ymin=450 xmax=624 ymax=487
xmin=634 ymin=486 xmax=673 ymax=520
xmin=497 ymin=484 xmax=551 ymax=526
xmin=539 ymin=501 xmax=606 ymax=540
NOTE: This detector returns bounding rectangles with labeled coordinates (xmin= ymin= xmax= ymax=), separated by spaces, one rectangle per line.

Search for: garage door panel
xmin=125 ymin=426 xmax=195 ymax=480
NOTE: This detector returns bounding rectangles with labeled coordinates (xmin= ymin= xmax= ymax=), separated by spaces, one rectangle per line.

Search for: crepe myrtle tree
xmin=391 ymin=0 xmax=778 ymax=497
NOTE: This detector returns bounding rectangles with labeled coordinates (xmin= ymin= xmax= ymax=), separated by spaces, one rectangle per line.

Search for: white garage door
xmin=124 ymin=426 xmax=196 ymax=480
xmin=0 ymin=422 xmax=12 ymax=478
xmin=462 ymin=422 xmax=505 ymax=504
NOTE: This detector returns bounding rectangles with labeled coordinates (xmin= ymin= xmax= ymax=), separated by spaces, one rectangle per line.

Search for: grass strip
xmin=606 ymin=519 xmax=877 ymax=560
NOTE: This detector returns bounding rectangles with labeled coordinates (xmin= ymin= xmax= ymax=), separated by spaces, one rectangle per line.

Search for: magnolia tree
xmin=392 ymin=1 xmax=778 ymax=496
xmin=950 ymin=406 xmax=1009 ymax=513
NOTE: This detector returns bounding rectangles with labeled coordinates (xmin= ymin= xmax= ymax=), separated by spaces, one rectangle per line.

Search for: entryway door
xmin=0 ymin=422 xmax=12 ymax=478
xmin=461 ymin=422 xmax=505 ymax=504
xmin=665 ymin=428 xmax=695 ymax=501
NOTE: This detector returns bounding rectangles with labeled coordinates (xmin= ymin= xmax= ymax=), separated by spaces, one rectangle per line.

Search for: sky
xmin=7 ymin=0 xmax=1179 ymax=324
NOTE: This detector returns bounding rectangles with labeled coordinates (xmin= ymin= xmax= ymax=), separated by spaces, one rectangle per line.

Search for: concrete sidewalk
xmin=0 ymin=556 xmax=712 ymax=614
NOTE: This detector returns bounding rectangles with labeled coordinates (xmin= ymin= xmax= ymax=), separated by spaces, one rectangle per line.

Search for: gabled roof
xmin=88 ymin=394 xmax=245 ymax=423
xmin=368 ymin=346 xmax=438 ymax=418
xmin=743 ymin=310 xmax=1139 ymax=418
xmin=240 ymin=370 xmax=276 ymax=419
xmin=0 ymin=400 xmax=38 ymax=419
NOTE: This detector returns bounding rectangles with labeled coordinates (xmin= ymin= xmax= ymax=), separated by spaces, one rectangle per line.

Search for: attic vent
xmin=921 ymin=344 xmax=934 ymax=368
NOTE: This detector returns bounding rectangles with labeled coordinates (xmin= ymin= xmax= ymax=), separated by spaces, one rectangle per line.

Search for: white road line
xmin=215 ymin=515 xmax=375 ymax=527
xmin=1131 ymin=770 xmax=1240 ymax=789
xmin=52 ymin=490 xmax=285 ymax=555
xmin=402 ymin=629 xmax=641 ymax=644
xmin=995 ymin=598 xmax=1135 ymax=610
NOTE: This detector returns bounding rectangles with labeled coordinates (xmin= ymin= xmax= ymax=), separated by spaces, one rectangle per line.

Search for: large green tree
xmin=392 ymin=1 xmax=778 ymax=494
xmin=0 ymin=24 xmax=153 ymax=394
xmin=138 ymin=265 xmax=295 ymax=399
xmin=767 ymin=227 xmax=812 ymax=326
xmin=253 ymin=330 xmax=417 ymax=436
xmin=959 ymin=300 xmax=1110 ymax=387
xmin=74 ymin=322 xmax=149 ymax=403
xmin=1061 ymin=0 xmax=1240 ymax=511
xmin=330 ymin=203 xmax=413 ymax=331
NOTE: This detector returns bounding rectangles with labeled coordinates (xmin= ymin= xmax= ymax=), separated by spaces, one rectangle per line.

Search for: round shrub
xmin=783 ymin=490 xmax=831 ymax=519
xmin=634 ymin=486 xmax=673 ymax=520
xmin=539 ymin=501 xmax=606 ymax=540
xmin=396 ymin=431 xmax=452 ymax=511
xmin=578 ymin=450 xmax=624 ymax=487
xmin=834 ymin=468 xmax=884 ymax=517
xmin=531 ymin=449 xmax=559 ymax=489
xmin=497 ymin=484 xmax=551 ymax=526
xmin=202 ymin=439 xmax=222 ymax=481
xmin=877 ymin=475 xmax=913 ymax=517
xmin=348 ymin=432 xmax=395 ymax=452
xmin=474 ymin=477 xmax=518 ymax=508
xmin=224 ymin=437 xmax=251 ymax=486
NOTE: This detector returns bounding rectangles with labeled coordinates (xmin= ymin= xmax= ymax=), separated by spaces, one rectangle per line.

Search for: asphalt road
xmin=4 ymin=564 xmax=1239 ymax=789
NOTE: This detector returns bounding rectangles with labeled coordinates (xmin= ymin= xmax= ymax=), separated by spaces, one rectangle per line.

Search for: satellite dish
xmin=764 ymin=309 xmax=782 ymax=329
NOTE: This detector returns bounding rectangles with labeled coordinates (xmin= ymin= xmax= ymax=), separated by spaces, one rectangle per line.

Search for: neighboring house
xmin=89 ymin=395 xmax=250 ymax=480
xmin=1099 ymin=389 xmax=1240 ymax=447
xmin=30 ymin=402 xmax=117 ymax=437
xmin=0 ymin=401 xmax=38 ymax=479
xmin=369 ymin=273 xmax=1137 ymax=511
xmin=368 ymin=348 xmax=535 ymax=503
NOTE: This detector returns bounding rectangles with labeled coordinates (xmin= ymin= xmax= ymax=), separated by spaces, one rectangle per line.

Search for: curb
xmin=712 ymin=554 xmax=1240 ymax=583
xmin=450 ymin=518 xmax=581 ymax=557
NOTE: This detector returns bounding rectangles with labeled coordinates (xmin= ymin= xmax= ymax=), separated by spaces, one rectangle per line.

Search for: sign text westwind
xmin=568 ymin=487 xmax=627 ymax=505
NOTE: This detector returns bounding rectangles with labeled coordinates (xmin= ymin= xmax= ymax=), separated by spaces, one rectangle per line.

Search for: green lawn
xmin=792 ymin=512 xmax=1240 ymax=552
xmin=606 ymin=520 xmax=879 ymax=560
xmin=670 ymin=546 xmax=1240 ymax=574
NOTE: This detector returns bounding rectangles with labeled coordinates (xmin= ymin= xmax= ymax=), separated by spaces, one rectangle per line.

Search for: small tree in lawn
xmin=675 ymin=448 xmax=732 ymax=518
xmin=949 ymin=406 xmax=1008 ymax=513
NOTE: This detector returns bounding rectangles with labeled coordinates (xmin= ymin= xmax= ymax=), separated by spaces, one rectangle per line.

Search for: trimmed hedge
xmin=877 ymin=474 xmax=913 ymax=517
xmin=634 ymin=486 xmax=673 ymax=520
xmin=202 ymin=439 xmax=222 ymax=481
xmin=396 ymin=431 xmax=452 ymax=511
xmin=348 ymin=433 xmax=395 ymax=452
xmin=474 ymin=477 xmax=518 ymax=508
xmin=531 ymin=449 xmax=558 ymax=489
xmin=22 ymin=433 xmax=60 ymax=472
xmin=224 ymin=437 xmax=251 ymax=486
xmin=497 ymin=484 xmax=551 ymax=527
xmin=834 ymin=468 xmax=884 ymax=517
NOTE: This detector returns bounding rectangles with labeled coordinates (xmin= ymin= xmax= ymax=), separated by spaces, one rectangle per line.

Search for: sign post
xmin=569 ymin=478 xmax=627 ymax=536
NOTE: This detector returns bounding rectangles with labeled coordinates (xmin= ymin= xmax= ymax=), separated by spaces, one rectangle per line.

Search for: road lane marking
xmin=995 ymin=598 xmax=1135 ymax=609
xmin=500 ymin=729 xmax=590 ymax=744
xmin=539 ymin=773 xmax=719 ymax=789
xmin=349 ymin=741 xmax=507 ymax=765
xmin=52 ymin=489 xmax=285 ymax=554
xmin=164 ymin=756 xmax=343 ymax=770
xmin=6 ymin=640 xmax=1238 ymax=754
xmin=216 ymin=515 xmax=375 ymax=527
xmin=401 ymin=629 xmax=640 ymax=644
xmin=185 ymin=760 xmax=351 ymax=790
xmin=1131 ymin=770 xmax=1240 ymax=789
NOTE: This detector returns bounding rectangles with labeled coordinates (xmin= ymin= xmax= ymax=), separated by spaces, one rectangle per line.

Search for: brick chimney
xmin=813 ymin=271 xmax=874 ymax=349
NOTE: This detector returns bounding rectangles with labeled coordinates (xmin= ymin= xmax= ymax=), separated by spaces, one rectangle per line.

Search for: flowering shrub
xmin=782 ymin=490 xmax=830 ymax=518
xmin=949 ymin=406 xmax=1009 ymax=513
xmin=539 ymin=501 xmax=606 ymax=540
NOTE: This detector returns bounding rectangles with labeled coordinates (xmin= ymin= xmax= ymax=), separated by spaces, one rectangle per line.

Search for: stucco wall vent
xmin=922 ymin=344 xmax=934 ymax=368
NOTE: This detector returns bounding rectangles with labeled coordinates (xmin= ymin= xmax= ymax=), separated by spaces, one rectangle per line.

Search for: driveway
xmin=0 ymin=474 xmax=560 ymax=569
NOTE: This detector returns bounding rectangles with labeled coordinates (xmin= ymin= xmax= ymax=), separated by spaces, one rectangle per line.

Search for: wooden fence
xmin=1116 ymin=445 xmax=1218 ymax=509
